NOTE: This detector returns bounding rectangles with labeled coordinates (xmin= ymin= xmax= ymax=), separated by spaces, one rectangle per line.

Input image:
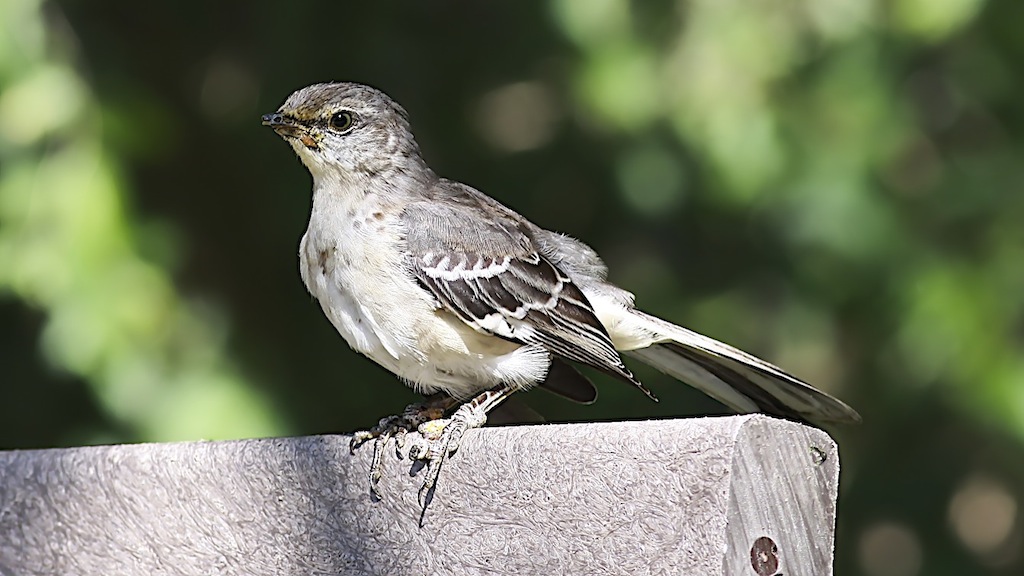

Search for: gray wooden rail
xmin=0 ymin=415 xmax=840 ymax=575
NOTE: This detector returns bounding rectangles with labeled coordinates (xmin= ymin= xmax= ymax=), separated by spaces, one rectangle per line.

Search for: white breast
xmin=300 ymin=188 xmax=419 ymax=362
xmin=299 ymin=183 xmax=552 ymax=399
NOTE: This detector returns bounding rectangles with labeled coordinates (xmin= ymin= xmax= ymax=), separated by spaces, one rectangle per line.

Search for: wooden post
xmin=0 ymin=415 xmax=840 ymax=575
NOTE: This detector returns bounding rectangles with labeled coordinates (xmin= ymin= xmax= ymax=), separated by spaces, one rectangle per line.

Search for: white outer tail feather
xmin=610 ymin=308 xmax=861 ymax=425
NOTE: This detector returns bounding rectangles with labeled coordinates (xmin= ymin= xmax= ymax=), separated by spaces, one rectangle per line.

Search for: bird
xmin=262 ymin=82 xmax=860 ymax=504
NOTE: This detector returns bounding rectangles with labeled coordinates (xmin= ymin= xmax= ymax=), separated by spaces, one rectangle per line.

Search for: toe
xmin=418 ymin=418 xmax=449 ymax=440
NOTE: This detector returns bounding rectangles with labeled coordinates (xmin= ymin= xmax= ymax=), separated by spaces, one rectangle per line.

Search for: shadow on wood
xmin=0 ymin=415 xmax=839 ymax=575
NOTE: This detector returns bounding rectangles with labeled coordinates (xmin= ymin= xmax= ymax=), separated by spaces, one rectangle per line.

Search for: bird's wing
xmin=402 ymin=180 xmax=653 ymax=399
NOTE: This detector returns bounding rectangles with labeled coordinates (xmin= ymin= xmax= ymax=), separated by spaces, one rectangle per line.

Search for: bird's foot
xmin=405 ymin=401 xmax=490 ymax=508
xmin=349 ymin=398 xmax=452 ymax=500
xmin=351 ymin=386 xmax=515 ymax=509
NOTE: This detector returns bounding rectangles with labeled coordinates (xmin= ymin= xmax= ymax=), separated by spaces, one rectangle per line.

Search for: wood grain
xmin=0 ymin=415 xmax=840 ymax=575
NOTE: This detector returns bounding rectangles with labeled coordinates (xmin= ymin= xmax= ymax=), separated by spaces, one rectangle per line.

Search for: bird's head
xmin=262 ymin=82 xmax=425 ymax=182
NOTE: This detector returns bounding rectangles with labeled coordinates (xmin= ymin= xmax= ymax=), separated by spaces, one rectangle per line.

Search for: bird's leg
xmin=406 ymin=385 xmax=517 ymax=508
xmin=350 ymin=392 xmax=459 ymax=499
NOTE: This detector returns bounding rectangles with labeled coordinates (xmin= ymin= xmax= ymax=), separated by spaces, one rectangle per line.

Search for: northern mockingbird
xmin=263 ymin=82 xmax=860 ymax=503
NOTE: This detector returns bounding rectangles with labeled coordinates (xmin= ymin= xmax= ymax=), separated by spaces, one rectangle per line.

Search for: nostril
xmin=262 ymin=112 xmax=283 ymax=125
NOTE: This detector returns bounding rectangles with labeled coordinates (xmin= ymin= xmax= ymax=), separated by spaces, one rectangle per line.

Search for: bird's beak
xmin=262 ymin=112 xmax=319 ymax=149
xmin=262 ymin=112 xmax=298 ymax=131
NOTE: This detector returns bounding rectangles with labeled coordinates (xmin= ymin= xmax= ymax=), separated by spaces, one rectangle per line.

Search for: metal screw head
xmin=750 ymin=536 xmax=780 ymax=576
xmin=810 ymin=445 xmax=828 ymax=465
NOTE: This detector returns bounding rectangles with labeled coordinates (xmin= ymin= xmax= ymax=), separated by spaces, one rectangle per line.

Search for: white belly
xmin=299 ymin=191 xmax=549 ymax=398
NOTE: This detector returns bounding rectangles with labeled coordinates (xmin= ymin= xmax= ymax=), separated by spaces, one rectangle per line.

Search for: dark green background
xmin=2 ymin=1 xmax=1023 ymax=574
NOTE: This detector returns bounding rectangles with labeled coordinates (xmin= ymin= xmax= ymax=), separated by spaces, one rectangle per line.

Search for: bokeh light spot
xmin=199 ymin=54 xmax=259 ymax=124
xmin=475 ymin=81 xmax=559 ymax=153
xmin=948 ymin=473 xmax=1018 ymax=560
xmin=615 ymin=143 xmax=686 ymax=216
xmin=0 ymin=65 xmax=85 ymax=144
xmin=892 ymin=0 xmax=985 ymax=41
xmin=858 ymin=521 xmax=923 ymax=576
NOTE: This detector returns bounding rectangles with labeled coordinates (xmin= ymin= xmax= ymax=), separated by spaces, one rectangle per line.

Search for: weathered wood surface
xmin=0 ymin=415 xmax=839 ymax=575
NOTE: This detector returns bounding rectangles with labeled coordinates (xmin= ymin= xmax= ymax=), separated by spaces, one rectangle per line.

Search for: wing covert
xmin=403 ymin=181 xmax=651 ymax=397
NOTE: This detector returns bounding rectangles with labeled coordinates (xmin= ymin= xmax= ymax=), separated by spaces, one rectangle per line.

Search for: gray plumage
xmin=404 ymin=180 xmax=649 ymax=398
xmin=263 ymin=82 xmax=860 ymax=426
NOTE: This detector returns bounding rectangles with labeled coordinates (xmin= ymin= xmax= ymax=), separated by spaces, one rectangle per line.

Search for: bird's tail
xmin=617 ymin=309 xmax=861 ymax=425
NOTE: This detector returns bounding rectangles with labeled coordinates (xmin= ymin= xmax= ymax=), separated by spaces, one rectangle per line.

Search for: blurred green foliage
xmin=1 ymin=0 xmax=1022 ymax=574
xmin=0 ymin=0 xmax=282 ymax=442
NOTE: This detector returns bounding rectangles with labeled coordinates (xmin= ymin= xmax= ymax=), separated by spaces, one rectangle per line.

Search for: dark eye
xmin=329 ymin=111 xmax=355 ymax=132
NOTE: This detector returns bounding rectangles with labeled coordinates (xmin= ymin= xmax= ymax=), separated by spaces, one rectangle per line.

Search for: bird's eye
xmin=329 ymin=111 xmax=355 ymax=132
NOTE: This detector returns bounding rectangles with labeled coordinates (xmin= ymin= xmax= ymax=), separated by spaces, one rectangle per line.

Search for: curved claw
xmin=411 ymin=402 xmax=490 ymax=507
xmin=368 ymin=429 xmax=396 ymax=499
xmin=349 ymin=430 xmax=375 ymax=454
xmin=416 ymin=424 xmax=462 ymax=508
xmin=352 ymin=387 xmax=514 ymax=511
xmin=351 ymin=410 xmax=432 ymax=498
xmin=350 ymin=414 xmax=402 ymax=454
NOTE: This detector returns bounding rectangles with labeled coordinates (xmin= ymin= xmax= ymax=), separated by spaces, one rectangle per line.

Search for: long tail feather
xmin=620 ymin=310 xmax=861 ymax=425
